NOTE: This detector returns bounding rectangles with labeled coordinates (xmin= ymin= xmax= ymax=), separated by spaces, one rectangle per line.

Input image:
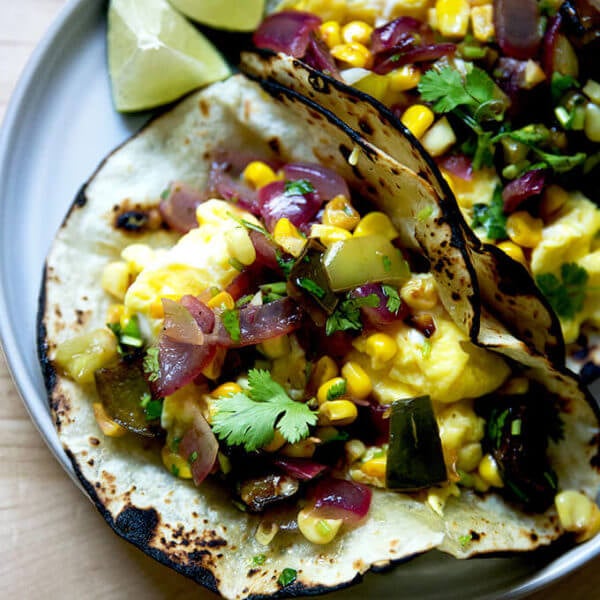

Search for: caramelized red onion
xmin=274 ymin=457 xmax=328 ymax=480
xmin=159 ymin=182 xmax=207 ymax=233
xmin=370 ymin=17 xmax=429 ymax=55
xmin=437 ymin=154 xmax=473 ymax=181
xmin=502 ymin=169 xmax=548 ymax=213
xmin=311 ymin=477 xmax=372 ymax=522
xmin=372 ymin=43 xmax=456 ymax=74
xmin=494 ymin=0 xmax=542 ymax=60
xmin=208 ymin=164 xmax=261 ymax=214
xmin=303 ymin=35 xmax=341 ymax=78
xmin=283 ymin=162 xmax=351 ymax=202
xmin=258 ymin=180 xmax=322 ymax=231
xmin=178 ymin=412 xmax=219 ymax=486
xmin=252 ymin=11 xmax=322 ymax=58
xmin=162 ymin=298 xmax=205 ymax=345
xmin=349 ymin=284 xmax=409 ymax=329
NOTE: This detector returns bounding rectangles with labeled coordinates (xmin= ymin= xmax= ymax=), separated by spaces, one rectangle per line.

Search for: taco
xmin=39 ymin=74 xmax=600 ymax=600
xmin=253 ymin=2 xmax=600 ymax=364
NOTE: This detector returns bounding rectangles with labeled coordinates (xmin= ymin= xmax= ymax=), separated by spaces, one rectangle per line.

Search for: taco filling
xmin=40 ymin=75 xmax=600 ymax=599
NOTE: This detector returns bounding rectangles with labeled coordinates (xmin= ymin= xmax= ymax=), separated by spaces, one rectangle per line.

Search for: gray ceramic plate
xmin=1 ymin=1 xmax=599 ymax=598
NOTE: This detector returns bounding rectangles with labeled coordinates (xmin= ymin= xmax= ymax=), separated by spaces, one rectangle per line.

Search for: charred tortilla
xmin=39 ymin=75 xmax=600 ymax=599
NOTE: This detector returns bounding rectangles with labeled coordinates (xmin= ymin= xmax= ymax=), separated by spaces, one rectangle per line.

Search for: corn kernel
xmin=161 ymin=445 xmax=193 ymax=479
xmin=280 ymin=438 xmax=318 ymax=458
xmin=262 ymin=430 xmax=287 ymax=452
xmin=345 ymin=438 xmax=367 ymax=463
xmin=207 ymin=291 xmax=235 ymax=310
xmin=258 ymin=334 xmax=291 ymax=359
xmin=478 ymin=453 xmax=504 ymax=488
xmin=456 ymin=442 xmax=483 ymax=472
xmin=54 ymin=328 xmax=118 ymax=384
xmin=322 ymin=195 xmax=360 ymax=230
xmin=255 ymin=520 xmax=279 ymax=546
xmin=319 ymin=20 xmax=342 ymax=48
xmin=387 ymin=65 xmax=421 ymax=92
xmin=330 ymin=42 xmax=372 ymax=68
xmin=92 ymin=403 xmax=127 ymax=437
xmin=539 ymin=184 xmax=569 ymax=221
xmin=496 ymin=241 xmax=528 ymax=268
xmin=106 ymin=303 xmax=125 ymax=324
xmin=583 ymin=79 xmax=600 ymax=104
xmin=353 ymin=211 xmax=399 ymax=240
xmin=585 ymin=102 xmax=600 ymax=142
xmin=400 ymin=276 xmax=439 ymax=311
xmin=556 ymin=490 xmax=600 ymax=542
xmin=121 ymin=243 xmax=155 ymax=274
xmin=365 ymin=333 xmax=398 ymax=367
xmin=225 ymin=226 xmax=256 ymax=266
xmin=436 ymin=0 xmax=470 ymax=37
xmin=202 ymin=346 xmax=226 ymax=380
xmin=353 ymin=72 xmax=390 ymax=102
xmin=401 ymin=104 xmax=435 ymax=139
xmin=470 ymin=4 xmax=494 ymax=42
xmin=310 ymin=356 xmax=339 ymax=390
xmin=101 ymin=261 xmax=131 ymax=300
xmin=212 ymin=381 xmax=242 ymax=398
xmin=311 ymin=223 xmax=353 ymax=246
xmin=506 ymin=211 xmax=544 ymax=248
xmin=361 ymin=455 xmax=387 ymax=478
xmin=242 ymin=161 xmax=280 ymax=189
xmin=273 ymin=217 xmax=306 ymax=257
xmin=318 ymin=400 xmax=358 ymax=426
xmin=297 ymin=508 xmax=343 ymax=544
xmin=317 ymin=377 xmax=347 ymax=405
xmin=341 ymin=361 xmax=372 ymax=400
xmin=341 ymin=21 xmax=373 ymax=45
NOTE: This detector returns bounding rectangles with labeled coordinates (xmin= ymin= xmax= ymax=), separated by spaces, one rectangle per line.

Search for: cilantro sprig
xmin=536 ymin=263 xmax=589 ymax=320
xmin=325 ymin=293 xmax=380 ymax=336
xmin=211 ymin=369 xmax=317 ymax=452
xmin=285 ymin=179 xmax=315 ymax=196
xmin=471 ymin=187 xmax=507 ymax=240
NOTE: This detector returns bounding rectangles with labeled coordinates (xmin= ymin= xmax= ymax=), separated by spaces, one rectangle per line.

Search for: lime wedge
xmin=108 ymin=0 xmax=231 ymax=112
xmin=168 ymin=0 xmax=266 ymax=32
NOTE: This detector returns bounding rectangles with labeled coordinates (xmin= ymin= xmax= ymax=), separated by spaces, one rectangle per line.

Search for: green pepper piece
xmin=323 ymin=234 xmax=410 ymax=292
xmin=385 ymin=395 xmax=448 ymax=491
xmin=94 ymin=361 xmax=159 ymax=437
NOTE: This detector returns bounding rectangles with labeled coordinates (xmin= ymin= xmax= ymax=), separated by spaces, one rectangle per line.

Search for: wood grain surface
xmin=1 ymin=2 xmax=599 ymax=599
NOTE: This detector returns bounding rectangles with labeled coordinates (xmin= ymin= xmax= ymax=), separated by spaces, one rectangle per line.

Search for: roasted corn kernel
xmin=539 ymin=184 xmax=569 ymax=221
xmin=353 ymin=211 xmax=399 ymax=239
xmin=310 ymin=356 xmax=339 ymax=390
xmin=262 ymin=430 xmax=287 ymax=452
xmin=365 ymin=333 xmax=398 ymax=366
xmin=258 ymin=334 xmax=291 ymax=359
xmin=400 ymin=276 xmax=438 ymax=310
xmin=330 ymin=42 xmax=372 ymax=68
xmin=225 ymin=227 xmax=256 ymax=266
xmin=401 ymin=104 xmax=435 ymax=139
xmin=555 ymin=490 xmax=600 ymax=542
xmin=341 ymin=20 xmax=373 ymax=45
xmin=470 ymin=4 xmax=494 ymax=42
xmin=361 ymin=455 xmax=386 ymax=479
xmin=297 ymin=508 xmax=343 ymax=544
xmin=207 ymin=291 xmax=235 ymax=310
xmin=353 ymin=72 xmax=390 ymax=102
xmin=212 ymin=381 xmax=242 ymax=398
xmin=242 ymin=161 xmax=280 ymax=189
xmin=478 ymin=453 xmax=504 ymax=488
xmin=322 ymin=195 xmax=360 ymax=230
xmin=317 ymin=377 xmax=347 ymax=405
xmin=311 ymin=223 xmax=353 ymax=246
xmin=273 ymin=217 xmax=306 ymax=257
xmin=101 ymin=261 xmax=131 ymax=300
xmin=506 ymin=211 xmax=544 ymax=248
xmin=319 ymin=20 xmax=342 ymax=48
xmin=341 ymin=361 xmax=372 ymax=400
xmin=436 ymin=0 xmax=470 ymax=37
xmin=345 ymin=438 xmax=367 ymax=463
xmin=161 ymin=445 xmax=193 ymax=479
xmin=93 ymin=402 xmax=127 ymax=438
xmin=54 ymin=328 xmax=119 ymax=384
xmin=387 ymin=65 xmax=421 ymax=92
xmin=280 ymin=438 xmax=318 ymax=458
xmin=318 ymin=400 xmax=358 ymax=426
xmin=496 ymin=241 xmax=528 ymax=268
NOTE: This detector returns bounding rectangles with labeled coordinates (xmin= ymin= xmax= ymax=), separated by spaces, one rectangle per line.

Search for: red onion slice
xmin=159 ymin=182 xmax=207 ymax=233
xmin=253 ymin=11 xmax=322 ymax=58
xmin=437 ymin=154 xmax=473 ymax=181
xmin=207 ymin=164 xmax=261 ymax=214
xmin=494 ymin=0 xmax=542 ymax=60
xmin=349 ymin=284 xmax=409 ymax=329
xmin=283 ymin=162 xmax=350 ymax=202
xmin=370 ymin=17 xmax=430 ymax=54
xmin=372 ymin=43 xmax=456 ymax=74
xmin=274 ymin=457 xmax=328 ymax=480
xmin=311 ymin=477 xmax=372 ymax=522
xmin=303 ymin=34 xmax=341 ymax=79
xmin=502 ymin=169 xmax=548 ymax=213
xmin=237 ymin=297 xmax=304 ymax=346
xmin=162 ymin=298 xmax=205 ymax=346
xmin=178 ymin=412 xmax=219 ymax=486
xmin=258 ymin=180 xmax=322 ymax=231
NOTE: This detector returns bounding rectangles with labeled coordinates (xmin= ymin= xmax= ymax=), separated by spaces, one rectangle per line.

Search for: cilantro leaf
xmin=529 ymin=148 xmax=587 ymax=174
xmin=325 ymin=293 xmax=380 ymax=336
xmin=278 ymin=568 xmax=297 ymax=587
xmin=536 ymin=263 xmax=589 ymax=320
xmin=143 ymin=347 xmax=160 ymax=382
xmin=551 ymin=72 xmax=579 ymax=103
xmin=211 ymin=369 xmax=317 ymax=452
xmin=471 ymin=187 xmax=507 ymax=240
xmin=382 ymin=285 xmax=402 ymax=314
xmin=222 ymin=309 xmax=241 ymax=343
xmin=276 ymin=251 xmax=294 ymax=277
xmin=285 ymin=179 xmax=315 ymax=196
xmin=140 ymin=393 xmax=163 ymax=421
xmin=326 ymin=379 xmax=346 ymax=401
xmin=107 ymin=316 xmax=143 ymax=356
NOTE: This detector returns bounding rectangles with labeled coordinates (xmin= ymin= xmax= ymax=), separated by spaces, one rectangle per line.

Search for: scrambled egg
xmin=531 ymin=193 xmax=600 ymax=343
xmin=122 ymin=199 xmax=258 ymax=325
xmin=349 ymin=310 xmax=511 ymax=405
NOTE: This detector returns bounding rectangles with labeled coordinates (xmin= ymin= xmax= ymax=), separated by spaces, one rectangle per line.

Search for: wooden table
xmin=1 ymin=2 xmax=599 ymax=598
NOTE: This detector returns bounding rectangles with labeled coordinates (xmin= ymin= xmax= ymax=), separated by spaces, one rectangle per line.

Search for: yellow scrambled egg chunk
xmin=349 ymin=311 xmax=510 ymax=405
xmin=123 ymin=199 xmax=258 ymax=323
